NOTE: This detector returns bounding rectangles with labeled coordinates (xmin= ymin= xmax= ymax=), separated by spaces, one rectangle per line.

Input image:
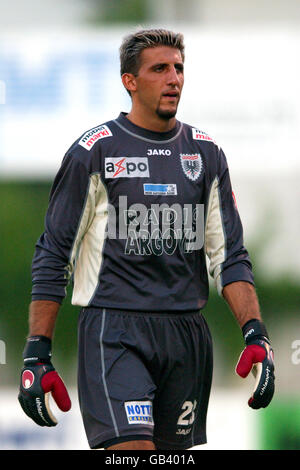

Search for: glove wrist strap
xmin=242 ymin=319 xmax=269 ymax=345
xmin=23 ymin=335 xmax=52 ymax=364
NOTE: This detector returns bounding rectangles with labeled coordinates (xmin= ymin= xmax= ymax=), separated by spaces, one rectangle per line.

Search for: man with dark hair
xmin=119 ymin=29 xmax=185 ymax=77
xmin=18 ymin=28 xmax=275 ymax=450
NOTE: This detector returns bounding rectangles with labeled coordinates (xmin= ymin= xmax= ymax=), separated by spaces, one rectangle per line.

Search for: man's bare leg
xmin=106 ymin=440 xmax=156 ymax=450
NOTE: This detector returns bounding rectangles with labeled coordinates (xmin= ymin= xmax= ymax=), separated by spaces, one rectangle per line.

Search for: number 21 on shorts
xmin=177 ymin=400 xmax=197 ymax=426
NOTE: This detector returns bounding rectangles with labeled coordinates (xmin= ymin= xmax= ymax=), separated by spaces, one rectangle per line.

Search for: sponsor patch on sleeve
xmin=78 ymin=125 xmax=112 ymax=150
xmin=124 ymin=401 xmax=154 ymax=426
xmin=192 ymin=128 xmax=215 ymax=144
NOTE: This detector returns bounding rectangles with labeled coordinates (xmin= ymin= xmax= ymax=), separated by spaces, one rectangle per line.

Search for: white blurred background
xmin=0 ymin=0 xmax=299 ymax=450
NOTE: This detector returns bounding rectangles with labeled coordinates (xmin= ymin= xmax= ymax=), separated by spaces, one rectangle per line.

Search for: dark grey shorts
xmin=77 ymin=307 xmax=213 ymax=450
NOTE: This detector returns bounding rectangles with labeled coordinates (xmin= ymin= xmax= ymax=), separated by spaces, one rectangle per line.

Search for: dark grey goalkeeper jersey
xmin=31 ymin=112 xmax=254 ymax=312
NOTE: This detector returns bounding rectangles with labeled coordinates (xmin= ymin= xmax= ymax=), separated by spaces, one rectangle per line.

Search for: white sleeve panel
xmin=70 ymin=173 xmax=108 ymax=306
xmin=204 ymin=176 xmax=226 ymax=295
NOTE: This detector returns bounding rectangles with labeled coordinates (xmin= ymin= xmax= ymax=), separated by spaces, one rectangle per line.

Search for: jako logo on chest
xmin=147 ymin=149 xmax=171 ymax=156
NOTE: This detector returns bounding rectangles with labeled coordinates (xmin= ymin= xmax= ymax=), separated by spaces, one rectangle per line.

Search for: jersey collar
xmin=115 ymin=112 xmax=182 ymax=143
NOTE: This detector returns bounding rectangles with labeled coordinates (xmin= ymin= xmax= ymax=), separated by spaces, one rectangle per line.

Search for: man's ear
xmin=121 ymin=73 xmax=137 ymax=95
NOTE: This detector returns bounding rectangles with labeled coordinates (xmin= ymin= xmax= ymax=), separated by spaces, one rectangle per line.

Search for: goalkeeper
xmin=18 ymin=28 xmax=274 ymax=450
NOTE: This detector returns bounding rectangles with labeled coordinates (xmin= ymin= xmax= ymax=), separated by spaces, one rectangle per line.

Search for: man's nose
xmin=166 ymin=66 xmax=181 ymax=85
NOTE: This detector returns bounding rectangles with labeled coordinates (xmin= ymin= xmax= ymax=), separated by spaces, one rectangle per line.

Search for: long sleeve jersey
xmin=31 ymin=112 xmax=254 ymax=312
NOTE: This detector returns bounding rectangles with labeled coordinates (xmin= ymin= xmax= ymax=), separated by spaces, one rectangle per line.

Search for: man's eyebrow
xmin=150 ymin=62 xmax=167 ymax=68
xmin=150 ymin=62 xmax=184 ymax=69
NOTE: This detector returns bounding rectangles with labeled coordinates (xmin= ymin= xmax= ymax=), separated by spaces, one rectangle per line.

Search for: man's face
xmin=131 ymin=46 xmax=184 ymax=121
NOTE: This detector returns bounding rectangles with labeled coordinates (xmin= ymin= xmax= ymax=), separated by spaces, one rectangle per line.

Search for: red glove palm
xmin=18 ymin=336 xmax=71 ymax=426
xmin=236 ymin=320 xmax=275 ymax=409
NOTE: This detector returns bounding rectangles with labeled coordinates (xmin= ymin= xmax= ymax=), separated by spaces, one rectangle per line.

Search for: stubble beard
xmin=155 ymin=107 xmax=177 ymax=121
xmin=155 ymin=98 xmax=180 ymax=121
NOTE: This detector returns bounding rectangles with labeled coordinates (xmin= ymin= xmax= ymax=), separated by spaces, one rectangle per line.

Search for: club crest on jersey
xmin=180 ymin=153 xmax=203 ymax=182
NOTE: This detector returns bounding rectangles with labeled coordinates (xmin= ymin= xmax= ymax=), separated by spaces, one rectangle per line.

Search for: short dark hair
xmin=119 ymin=28 xmax=185 ymax=77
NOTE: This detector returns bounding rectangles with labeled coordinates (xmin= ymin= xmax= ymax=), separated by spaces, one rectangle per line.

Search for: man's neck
xmin=125 ymin=110 xmax=177 ymax=133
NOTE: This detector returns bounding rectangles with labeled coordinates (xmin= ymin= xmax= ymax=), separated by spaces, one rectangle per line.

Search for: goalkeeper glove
xmin=236 ymin=319 xmax=275 ymax=409
xmin=18 ymin=335 xmax=71 ymax=426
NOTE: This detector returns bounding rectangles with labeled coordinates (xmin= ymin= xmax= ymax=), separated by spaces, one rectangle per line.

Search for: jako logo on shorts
xmin=124 ymin=401 xmax=154 ymax=425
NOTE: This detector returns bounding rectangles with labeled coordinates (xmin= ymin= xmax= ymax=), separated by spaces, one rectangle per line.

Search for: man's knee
xmin=106 ymin=439 xmax=156 ymax=450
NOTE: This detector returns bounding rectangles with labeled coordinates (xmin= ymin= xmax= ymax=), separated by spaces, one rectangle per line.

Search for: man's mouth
xmin=162 ymin=91 xmax=179 ymax=99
